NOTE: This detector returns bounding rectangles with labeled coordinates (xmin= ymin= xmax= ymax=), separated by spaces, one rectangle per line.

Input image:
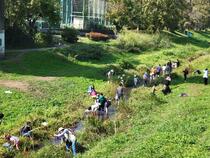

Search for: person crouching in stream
xmin=4 ymin=134 xmax=20 ymax=151
xmin=54 ymin=127 xmax=76 ymax=156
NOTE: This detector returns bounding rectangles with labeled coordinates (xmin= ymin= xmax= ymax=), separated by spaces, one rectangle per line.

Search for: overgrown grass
xmin=116 ymin=29 xmax=172 ymax=53
xmin=0 ymin=30 xmax=210 ymax=157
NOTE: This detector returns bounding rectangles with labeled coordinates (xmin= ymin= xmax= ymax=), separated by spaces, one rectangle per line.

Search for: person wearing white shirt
xmin=54 ymin=127 xmax=76 ymax=156
xmin=4 ymin=134 xmax=20 ymax=150
xmin=133 ymin=75 xmax=139 ymax=87
xmin=162 ymin=65 xmax=166 ymax=75
xmin=203 ymin=68 xmax=208 ymax=85
xmin=107 ymin=69 xmax=114 ymax=83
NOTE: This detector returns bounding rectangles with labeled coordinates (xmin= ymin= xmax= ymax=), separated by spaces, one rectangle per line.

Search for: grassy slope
xmin=81 ymin=31 xmax=210 ymax=158
xmin=0 ymin=31 xmax=209 ymax=157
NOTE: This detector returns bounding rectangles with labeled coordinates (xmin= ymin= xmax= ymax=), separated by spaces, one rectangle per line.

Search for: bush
xmin=162 ymin=50 xmax=175 ymax=56
xmin=104 ymin=64 xmax=124 ymax=76
xmin=74 ymin=50 xmax=101 ymax=61
xmin=117 ymin=29 xmax=172 ymax=52
xmin=67 ymin=45 xmax=103 ymax=61
xmin=30 ymin=145 xmax=65 ymax=158
xmin=34 ymin=32 xmax=53 ymax=47
xmin=61 ymin=27 xmax=78 ymax=43
xmin=124 ymin=75 xmax=134 ymax=87
xmin=6 ymin=26 xmax=35 ymax=49
xmin=86 ymin=32 xmax=109 ymax=41
xmin=119 ymin=59 xmax=134 ymax=69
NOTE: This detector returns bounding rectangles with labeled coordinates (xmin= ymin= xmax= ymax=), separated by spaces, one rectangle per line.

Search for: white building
xmin=61 ymin=0 xmax=108 ymax=29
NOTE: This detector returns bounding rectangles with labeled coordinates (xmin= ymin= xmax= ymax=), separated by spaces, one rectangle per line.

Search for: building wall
xmin=60 ymin=0 xmax=107 ymax=29
xmin=0 ymin=0 xmax=5 ymax=56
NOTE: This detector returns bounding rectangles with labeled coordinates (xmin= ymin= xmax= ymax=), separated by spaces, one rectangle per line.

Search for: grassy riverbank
xmin=0 ymin=30 xmax=210 ymax=157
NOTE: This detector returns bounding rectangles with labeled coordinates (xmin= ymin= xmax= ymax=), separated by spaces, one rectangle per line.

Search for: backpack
xmin=105 ymin=100 xmax=111 ymax=108
xmin=21 ymin=125 xmax=31 ymax=134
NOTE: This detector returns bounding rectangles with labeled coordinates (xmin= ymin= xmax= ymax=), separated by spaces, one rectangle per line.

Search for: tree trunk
xmin=28 ymin=19 xmax=37 ymax=36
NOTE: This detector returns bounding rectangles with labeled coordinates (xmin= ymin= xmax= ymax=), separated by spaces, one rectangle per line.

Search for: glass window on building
xmin=60 ymin=0 xmax=107 ymax=29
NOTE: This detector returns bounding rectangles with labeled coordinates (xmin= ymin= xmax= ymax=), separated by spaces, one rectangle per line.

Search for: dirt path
xmin=0 ymin=80 xmax=29 ymax=91
xmin=35 ymin=77 xmax=57 ymax=81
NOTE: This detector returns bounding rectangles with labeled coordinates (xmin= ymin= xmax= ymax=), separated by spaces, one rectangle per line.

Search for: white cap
xmin=58 ymin=127 xmax=64 ymax=132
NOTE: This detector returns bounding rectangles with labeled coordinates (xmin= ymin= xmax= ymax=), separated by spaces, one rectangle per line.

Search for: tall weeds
xmin=117 ymin=29 xmax=172 ymax=53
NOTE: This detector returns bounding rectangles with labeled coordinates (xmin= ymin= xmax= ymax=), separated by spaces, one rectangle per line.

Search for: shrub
xmin=124 ymin=75 xmax=134 ymax=87
xmin=34 ymin=32 xmax=53 ymax=47
xmin=104 ymin=64 xmax=124 ymax=76
xmin=67 ymin=45 xmax=103 ymax=61
xmin=30 ymin=145 xmax=65 ymax=158
xmin=119 ymin=59 xmax=134 ymax=69
xmin=117 ymin=29 xmax=172 ymax=52
xmin=136 ymin=65 xmax=150 ymax=75
xmin=6 ymin=26 xmax=35 ymax=49
xmin=86 ymin=32 xmax=109 ymax=41
xmin=61 ymin=27 xmax=78 ymax=43
xmin=162 ymin=50 xmax=175 ymax=56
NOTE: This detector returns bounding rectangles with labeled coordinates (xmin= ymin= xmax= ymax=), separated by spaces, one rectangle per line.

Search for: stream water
xmin=47 ymin=88 xmax=131 ymax=155
xmin=52 ymin=105 xmax=117 ymax=146
xmin=70 ymin=88 xmax=131 ymax=134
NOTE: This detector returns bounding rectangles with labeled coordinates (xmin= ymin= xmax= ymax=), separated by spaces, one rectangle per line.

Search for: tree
xmin=108 ymin=0 xmax=192 ymax=32
xmin=107 ymin=0 xmax=146 ymax=31
xmin=5 ymin=0 xmax=60 ymax=35
xmin=187 ymin=0 xmax=210 ymax=30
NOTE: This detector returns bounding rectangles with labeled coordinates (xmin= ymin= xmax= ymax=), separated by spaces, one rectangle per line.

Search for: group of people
xmin=142 ymin=60 xmax=180 ymax=87
xmin=132 ymin=60 xmax=209 ymax=96
xmin=3 ymin=121 xmax=33 ymax=151
xmin=150 ymin=75 xmax=172 ymax=95
xmin=182 ymin=67 xmax=209 ymax=85
xmin=1 ymin=59 xmax=209 ymax=157
xmin=2 ymin=121 xmax=77 ymax=156
xmin=86 ymin=85 xmax=112 ymax=115
xmin=1 ymin=81 xmax=122 ymax=156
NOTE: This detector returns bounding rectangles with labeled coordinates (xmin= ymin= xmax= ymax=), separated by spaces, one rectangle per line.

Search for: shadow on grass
xmin=0 ymin=50 xmax=110 ymax=80
xmin=0 ymin=42 xmax=142 ymax=80
xmin=60 ymin=42 xmax=120 ymax=65
xmin=171 ymin=73 xmax=204 ymax=85
xmin=198 ymin=31 xmax=210 ymax=41
xmin=163 ymin=31 xmax=210 ymax=48
xmin=76 ymin=142 xmax=88 ymax=153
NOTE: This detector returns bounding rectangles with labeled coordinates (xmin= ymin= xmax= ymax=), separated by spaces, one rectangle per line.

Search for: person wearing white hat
xmin=54 ymin=127 xmax=76 ymax=156
xmin=107 ymin=69 xmax=114 ymax=83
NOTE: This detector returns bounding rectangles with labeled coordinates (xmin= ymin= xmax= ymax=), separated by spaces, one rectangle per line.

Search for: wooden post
xmin=0 ymin=0 xmax=5 ymax=58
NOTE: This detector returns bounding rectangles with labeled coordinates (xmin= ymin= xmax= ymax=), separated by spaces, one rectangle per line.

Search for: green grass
xmin=0 ymin=30 xmax=210 ymax=157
